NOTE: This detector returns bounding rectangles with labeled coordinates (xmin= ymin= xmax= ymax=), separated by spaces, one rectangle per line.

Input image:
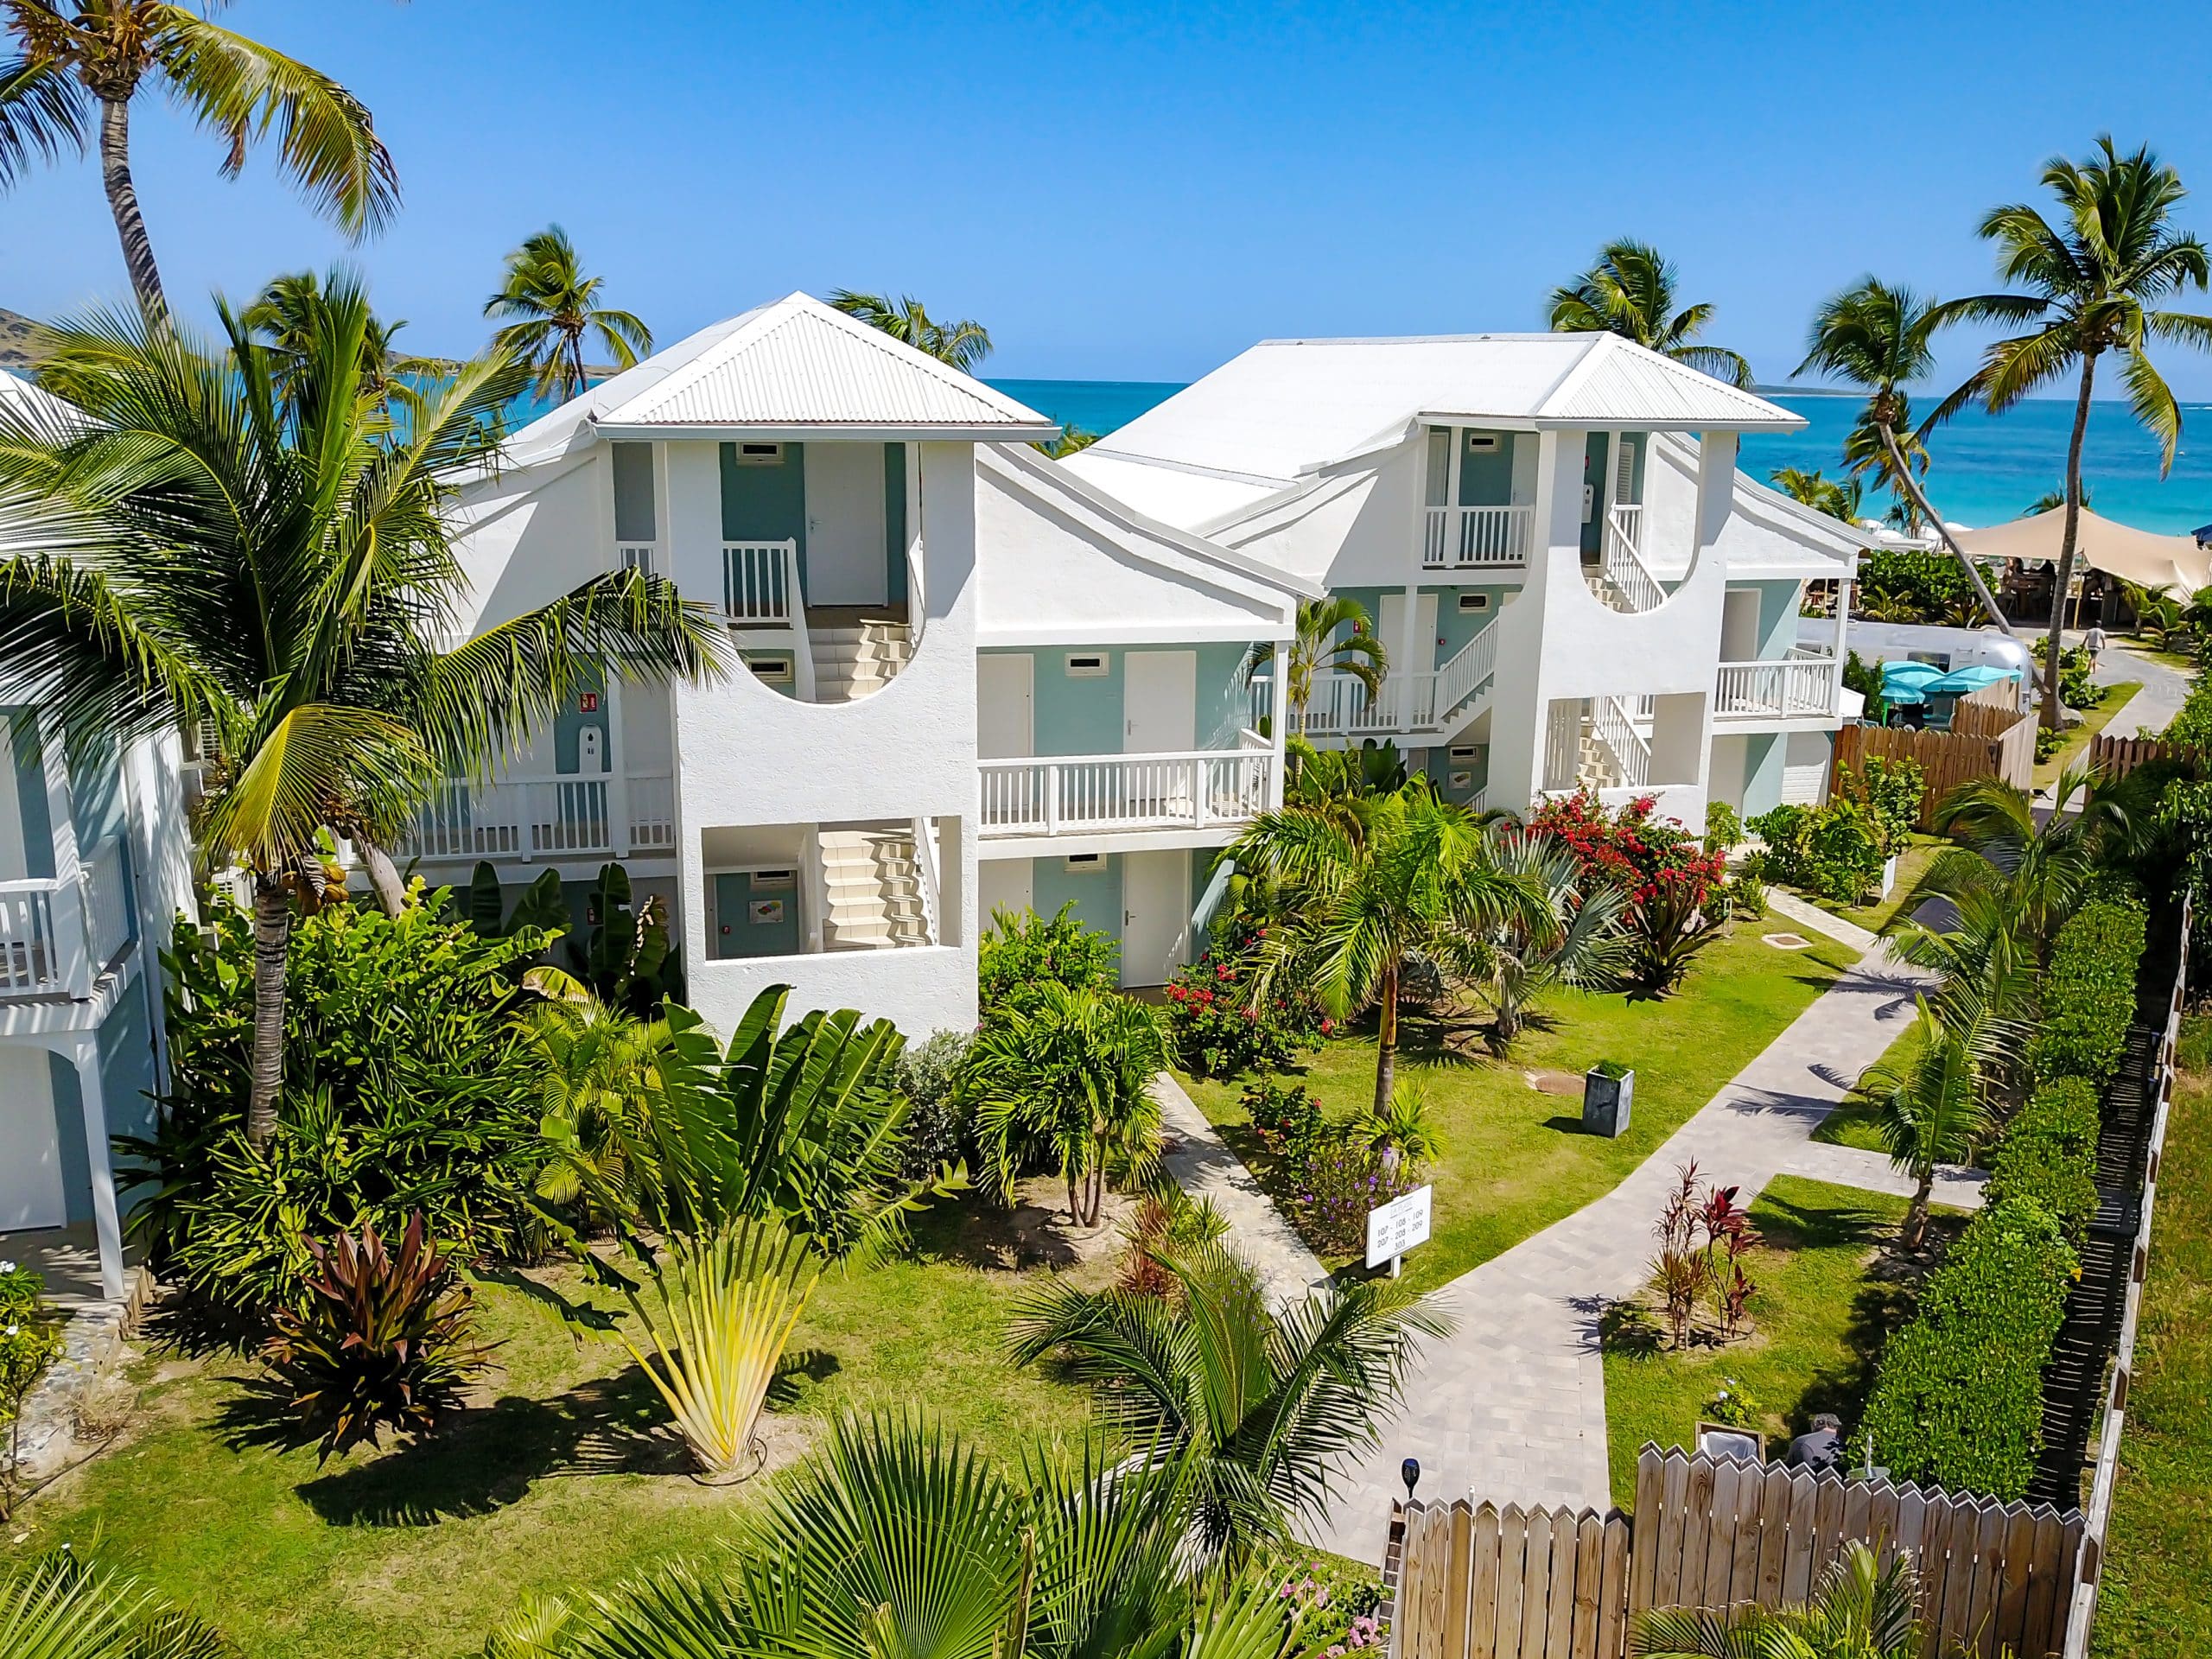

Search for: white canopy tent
xmin=1951 ymin=507 xmax=2210 ymax=601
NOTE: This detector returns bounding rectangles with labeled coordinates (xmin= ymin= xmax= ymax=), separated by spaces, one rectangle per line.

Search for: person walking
xmin=2083 ymin=621 xmax=2107 ymax=671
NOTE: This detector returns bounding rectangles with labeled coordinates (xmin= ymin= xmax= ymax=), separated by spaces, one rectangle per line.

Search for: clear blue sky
xmin=8 ymin=0 xmax=2212 ymax=395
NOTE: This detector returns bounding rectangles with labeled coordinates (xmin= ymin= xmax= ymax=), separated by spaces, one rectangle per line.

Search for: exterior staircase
xmin=818 ymin=826 xmax=932 ymax=950
xmin=810 ymin=613 xmax=913 ymax=702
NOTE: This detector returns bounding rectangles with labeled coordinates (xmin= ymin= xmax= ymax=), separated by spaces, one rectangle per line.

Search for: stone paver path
xmin=2092 ymin=640 xmax=2187 ymax=739
xmin=1304 ymin=944 xmax=1935 ymax=1565
xmin=1153 ymin=1072 xmax=1332 ymax=1312
xmin=1762 ymin=888 xmax=1878 ymax=954
xmin=1778 ymin=1140 xmax=1987 ymax=1211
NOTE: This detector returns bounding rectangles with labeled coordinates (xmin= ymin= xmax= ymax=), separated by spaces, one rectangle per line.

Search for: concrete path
xmin=1778 ymin=1140 xmax=1987 ymax=1211
xmin=1762 ymin=887 xmax=1878 ymax=955
xmin=2089 ymin=640 xmax=2187 ymax=739
xmin=1305 ymin=945 xmax=1934 ymax=1565
xmin=1153 ymin=1073 xmax=1332 ymax=1312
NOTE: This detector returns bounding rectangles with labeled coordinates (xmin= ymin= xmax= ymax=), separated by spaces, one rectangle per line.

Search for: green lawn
xmin=1182 ymin=920 xmax=1859 ymax=1292
xmin=1599 ymin=1176 xmax=1938 ymax=1507
xmin=2035 ymin=681 xmax=2142 ymax=789
xmin=6 ymin=1205 xmax=1090 ymax=1659
xmin=2092 ymin=1019 xmax=2212 ymax=1656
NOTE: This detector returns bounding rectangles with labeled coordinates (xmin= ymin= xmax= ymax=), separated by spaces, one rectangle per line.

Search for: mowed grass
xmin=2092 ymin=1018 xmax=2212 ymax=1656
xmin=1182 ymin=920 xmax=1858 ymax=1292
xmin=1809 ymin=1019 xmax=1923 ymax=1154
xmin=1599 ymin=1176 xmax=1938 ymax=1507
xmin=5 ymin=1205 xmax=1090 ymax=1659
xmin=2034 ymin=680 xmax=2141 ymax=789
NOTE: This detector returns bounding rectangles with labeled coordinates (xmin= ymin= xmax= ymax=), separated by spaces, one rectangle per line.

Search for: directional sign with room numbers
xmin=1364 ymin=1184 xmax=1433 ymax=1270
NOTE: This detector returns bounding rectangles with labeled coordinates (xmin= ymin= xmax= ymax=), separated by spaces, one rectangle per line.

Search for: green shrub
xmin=1986 ymin=1078 xmax=2101 ymax=1242
xmin=1749 ymin=760 xmax=1923 ymax=904
xmin=1241 ymin=1077 xmax=1325 ymax=1160
xmin=1703 ymin=801 xmax=1743 ymax=855
xmin=2034 ymin=725 xmax=2067 ymax=763
xmin=124 ymin=898 xmax=554 ymax=1319
xmin=893 ymin=1030 xmax=973 ymax=1184
xmin=1164 ymin=934 xmax=1320 ymax=1078
xmin=2029 ymin=896 xmax=2147 ymax=1085
xmin=977 ymin=903 xmax=1120 ymax=1015
xmin=1853 ymin=1196 xmax=2076 ymax=1498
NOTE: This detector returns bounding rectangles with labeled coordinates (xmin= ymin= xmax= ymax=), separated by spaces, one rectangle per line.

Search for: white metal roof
xmin=502 ymin=292 xmax=1057 ymax=462
xmin=1075 ymin=332 xmax=1802 ymax=492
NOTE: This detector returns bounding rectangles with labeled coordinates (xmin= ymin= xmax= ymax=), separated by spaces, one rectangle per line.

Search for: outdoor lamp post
xmin=1402 ymin=1458 xmax=1421 ymax=1501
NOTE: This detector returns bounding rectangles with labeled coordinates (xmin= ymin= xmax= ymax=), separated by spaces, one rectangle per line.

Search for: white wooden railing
xmin=0 ymin=834 xmax=135 ymax=1000
xmin=1592 ymin=694 xmax=1652 ymax=787
xmin=1252 ymin=635 xmax=1499 ymax=740
xmin=1422 ymin=504 xmax=1534 ymax=569
xmin=1431 ymin=628 xmax=1499 ymax=724
xmin=1592 ymin=504 xmax=1667 ymax=613
xmin=405 ymin=772 xmax=677 ymax=862
xmin=617 ymin=543 xmax=658 ymax=577
xmin=85 ymin=836 xmax=131 ymax=971
xmin=977 ymin=748 xmax=1275 ymax=837
xmin=723 ymin=539 xmax=801 ymax=624
xmin=1713 ymin=644 xmax=1840 ymax=721
xmin=0 ymin=881 xmax=64 ymax=995
xmin=910 ymin=814 xmax=942 ymax=944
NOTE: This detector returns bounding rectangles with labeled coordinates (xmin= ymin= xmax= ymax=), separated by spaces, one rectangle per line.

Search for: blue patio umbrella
xmin=1879 ymin=660 xmax=1946 ymax=706
xmin=1923 ymin=664 xmax=2021 ymax=698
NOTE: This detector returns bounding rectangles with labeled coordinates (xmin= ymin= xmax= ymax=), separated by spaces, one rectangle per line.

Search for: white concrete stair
xmin=818 ymin=826 xmax=931 ymax=950
xmin=810 ymin=616 xmax=913 ymax=702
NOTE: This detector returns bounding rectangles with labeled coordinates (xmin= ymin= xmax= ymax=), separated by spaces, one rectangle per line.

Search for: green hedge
xmin=2029 ymin=897 xmax=2147 ymax=1087
xmin=1986 ymin=1077 xmax=2102 ymax=1243
xmin=1854 ymin=1197 xmax=2077 ymax=1499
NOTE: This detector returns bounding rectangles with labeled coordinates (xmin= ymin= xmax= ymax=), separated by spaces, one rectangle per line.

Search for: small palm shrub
xmin=1115 ymin=1189 xmax=1230 ymax=1298
xmin=263 ymin=1213 xmax=492 ymax=1462
xmin=1634 ymin=1538 xmax=1920 ymax=1659
xmin=1351 ymin=1084 xmax=1446 ymax=1167
xmin=615 ymin=1219 xmax=818 ymax=1481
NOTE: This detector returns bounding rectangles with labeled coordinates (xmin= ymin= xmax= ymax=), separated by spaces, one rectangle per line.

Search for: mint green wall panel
xmin=1756 ymin=581 xmax=1801 ymax=657
xmin=719 ymin=442 xmax=809 ymax=589
xmin=1456 ymin=430 xmax=1516 ymax=506
xmin=612 ymin=442 xmax=656 ymax=542
xmin=1580 ymin=433 xmax=1611 ymax=558
xmin=712 ymin=871 xmax=801 ymax=959
xmin=1740 ymin=732 xmax=1787 ymax=817
xmin=995 ymin=645 xmax=1262 ymax=756
xmin=884 ymin=443 xmax=908 ymax=607
xmin=550 ymin=668 xmax=610 ymax=772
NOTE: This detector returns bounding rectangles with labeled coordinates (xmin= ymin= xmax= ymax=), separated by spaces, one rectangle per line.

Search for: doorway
xmin=1121 ymin=849 xmax=1191 ymax=988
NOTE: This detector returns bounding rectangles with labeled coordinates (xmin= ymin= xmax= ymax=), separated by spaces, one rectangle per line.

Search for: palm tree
xmin=1768 ymin=466 xmax=1864 ymax=524
xmin=961 ymin=981 xmax=1168 ymax=1226
xmin=244 ymin=266 xmax=436 ymax=417
xmin=1038 ymin=424 xmax=1100 ymax=458
xmin=0 ymin=282 xmax=722 ymax=1147
xmin=1633 ymin=1539 xmax=1921 ymax=1659
xmin=482 ymin=1413 xmax=1308 ymax=1659
xmin=1795 ymin=279 xmax=2012 ymax=631
xmin=1474 ymin=826 xmax=1629 ymax=1052
xmin=1240 ymin=595 xmax=1389 ymax=732
xmin=1932 ymin=137 xmax=2212 ymax=727
xmin=1850 ymin=997 xmax=1999 ymax=1248
xmin=1008 ymin=1241 xmax=1446 ymax=1562
xmin=2028 ymin=481 xmax=2094 ymax=515
xmin=0 ymin=2 xmax=397 ymax=319
xmin=484 ymin=226 xmax=654 ymax=403
xmin=1231 ymin=779 xmax=1545 ymax=1111
xmin=827 ymin=289 xmax=993 ymax=373
xmin=1548 ymin=239 xmax=1753 ymax=388
xmin=0 ymin=1545 xmax=231 ymax=1657
xmin=1924 ymin=769 xmax=2123 ymax=954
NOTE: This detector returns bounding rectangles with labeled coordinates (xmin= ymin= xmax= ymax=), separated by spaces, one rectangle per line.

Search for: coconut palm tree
xmin=0 ymin=282 xmax=722 ymax=1147
xmin=1795 ymin=278 xmax=2012 ymax=631
xmin=827 ymin=288 xmax=993 ymax=373
xmin=1230 ymin=779 xmax=1546 ymax=1111
xmin=1240 ymin=595 xmax=1389 ymax=732
xmin=244 ymin=266 xmax=436 ymax=417
xmin=1850 ymin=997 xmax=1999 ymax=1248
xmin=1473 ymin=826 xmax=1630 ymax=1052
xmin=2028 ymin=481 xmax=2095 ymax=515
xmin=0 ymin=2 xmax=397 ymax=320
xmin=1633 ymin=1538 xmax=1921 ymax=1659
xmin=1768 ymin=466 xmax=1864 ymax=524
xmin=1930 ymin=137 xmax=2212 ymax=727
xmin=961 ymin=982 xmax=1168 ymax=1226
xmin=481 ymin=1413 xmax=1309 ymax=1659
xmin=484 ymin=226 xmax=654 ymax=404
xmin=1008 ymin=1241 xmax=1446 ymax=1563
xmin=1548 ymin=239 xmax=1753 ymax=388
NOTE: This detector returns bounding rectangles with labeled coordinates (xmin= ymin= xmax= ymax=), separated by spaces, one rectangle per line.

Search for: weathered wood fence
xmin=2079 ymin=731 xmax=2202 ymax=784
xmin=1387 ymin=1448 xmax=2084 ymax=1659
xmin=1832 ymin=689 xmax=2035 ymax=827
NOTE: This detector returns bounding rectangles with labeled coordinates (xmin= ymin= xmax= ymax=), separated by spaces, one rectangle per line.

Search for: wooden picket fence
xmin=2079 ymin=732 xmax=2200 ymax=783
xmin=1832 ymin=706 xmax=2035 ymax=828
xmin=1387 ymin=1448 xmax=2084 ymax=1659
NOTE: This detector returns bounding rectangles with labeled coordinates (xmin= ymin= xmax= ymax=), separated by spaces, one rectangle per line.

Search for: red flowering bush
xmin=1163 ymin=931 xmax=1321 ymax=1078
xmin=1527 ymin=790 xmax=1726 ymax=908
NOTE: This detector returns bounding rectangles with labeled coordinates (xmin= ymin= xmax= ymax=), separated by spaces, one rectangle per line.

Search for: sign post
xmin=1364 ymin=1184 xmax=1433 ymax=1278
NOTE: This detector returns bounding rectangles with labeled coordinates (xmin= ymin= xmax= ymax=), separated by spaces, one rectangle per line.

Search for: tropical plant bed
xmin=1 ymin=1204 xmax=1090 ymax=1659
xmin=2091 ymin=1018 xmax=2212 ymax=1656
xmin=1599 ymin=1175 xmax=1956 ymax=1506
xmin=1807 ymin=832 xmax=1948 ymax=935
xmin=1182 ymin=921 xmax=1858 ymax=1291
xmin=2033 ymin=680 xmax=2141 ymax=789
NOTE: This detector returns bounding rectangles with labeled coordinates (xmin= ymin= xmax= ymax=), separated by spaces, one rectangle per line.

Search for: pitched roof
xmin=503 ymin=293 xmax=1055 ymax=462
xmin=1075 ymin=331 xmax=1801 ymax=493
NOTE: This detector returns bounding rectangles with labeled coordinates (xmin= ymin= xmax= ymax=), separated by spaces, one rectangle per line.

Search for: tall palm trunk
xmin=247 ymin=876 xmax=293 ymax=1147
xmin=98 ymin=97 xmax=166 ymax=321
xmin=2043 ymin=357 xmax=2101 ymax=729
xmin=1877 ymin=425 xmax=2012 ymax=637
xmin=569 ymin=330 xmax=588 ymax=401
xmin=357 ymin=836 xmax=407 ymax=918
xmin=1904 ymin=1166 xmax=1934 ymax=1249
xmin=1372 ymin=961 xmax=1399 ymax=1114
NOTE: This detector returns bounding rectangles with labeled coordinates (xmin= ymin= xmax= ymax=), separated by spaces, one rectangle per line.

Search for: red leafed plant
xmin=263 ymin=1212 xmax=493 ymax=1462
xmin=1643 ymin=1162 xmax=1764 ymax=1347
xmin=1529 ymin=792 xmax=1728 ymax=996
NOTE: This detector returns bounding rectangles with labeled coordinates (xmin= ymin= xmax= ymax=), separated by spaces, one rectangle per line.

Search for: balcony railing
xmin=1422 ymin=504 xmax=1533 ymax=569
xmin=978 ymin=745 xmax=1274 ymax=838
xmin=1713 ymin=645 xmax=1841 ymax=721
xmin=0 ymin=835 xmax=135 ymax=1001
xmin=404 ymin=772 xmax=679 ymax=863
xmin=723 ymin=539 xmax=802 ymax=625
xmin=1251 ymin=627 xmax=1500 ymax=740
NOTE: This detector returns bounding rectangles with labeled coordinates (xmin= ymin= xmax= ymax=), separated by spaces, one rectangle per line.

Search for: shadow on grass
xmin=1757 ymin=1190 xmax=1929 ymax=1438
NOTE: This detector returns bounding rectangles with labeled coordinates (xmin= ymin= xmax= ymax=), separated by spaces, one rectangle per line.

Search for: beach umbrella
xmin=1922 ymin=664 xmax=2021 ymax=697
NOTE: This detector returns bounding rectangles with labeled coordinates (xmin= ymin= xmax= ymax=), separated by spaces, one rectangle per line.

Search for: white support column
xmin=604 ymin=677 xmax=631 ymax=858
xmin=69 ymin=1034 xmax=124 ymax=1300
xmin=1268 ymin=640 xmax=1289 ymax=808
xmin=1694 ymin=431 xmax=1738 ymax=563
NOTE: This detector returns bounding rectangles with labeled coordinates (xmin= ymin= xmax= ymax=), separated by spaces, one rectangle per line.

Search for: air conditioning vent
xmin=1458 ymin=593 xmax=1491 ymax=613
xmin=1450 ymin=745 xmax=1481 ymax=762
xmin=751 ymin=868 xmax=796 ymax=891
xmin=1065 ymin=654 xmax=1109 ymax=678
xmin=747 ymin=655 xmax=794 ymax=683
xmin=734 ymin=442 xmax=785 ymax=464
xmin=1465 ymin=433 xmax=1500 ymax=453
xmin=1064 ymin=853 xmax=1104 ymax=873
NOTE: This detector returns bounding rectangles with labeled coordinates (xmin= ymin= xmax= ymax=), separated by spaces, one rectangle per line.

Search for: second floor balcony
xmin=1712 ymin=644 xmax=1844 ymax=725
xmin=403 ymin=772 xmax=678 ymax=865
xmin=0 ymin=836 xmax=136 ymax=1002
xmin=977 ymin=734 xmax=1275 ymax=842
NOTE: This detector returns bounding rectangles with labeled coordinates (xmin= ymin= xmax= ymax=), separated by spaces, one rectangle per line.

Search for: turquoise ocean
xmin=988 ymin=378 xmax=2212 ymax=537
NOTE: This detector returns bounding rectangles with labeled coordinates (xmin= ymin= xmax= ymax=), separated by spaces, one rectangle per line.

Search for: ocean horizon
xmin=988 ymin=377 xmax=2212 ymax=537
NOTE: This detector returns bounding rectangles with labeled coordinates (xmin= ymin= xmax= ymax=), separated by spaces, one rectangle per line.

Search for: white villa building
xmin=430 ymin=301 xmax=1868 ymax=1045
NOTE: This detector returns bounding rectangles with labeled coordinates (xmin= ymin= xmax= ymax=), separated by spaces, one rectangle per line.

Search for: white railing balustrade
xmin=722 ymin=539 xmax=800 ymax=625
xmin=1594 ymin=505 xmax=1666 ymax=613
xmin=627 ymin=772 xmax=677 ymax=852
xmin=617 ymin=543 xmax=658 ymax=577
xmin=978 ymin=749 xmax=1276 ymax=838
xmin=0 ymin=881 xmax=63 ymax=995
xmin=1431 ymin=628 xmax=1499 ymax=723
xmin=1592 ymin=695 xmax=1652 ymax=788
xmin=83 ymin=837 xmax=131 ymax=971
xmin=1713 ymin=648 xmax=1841 ymax=721
xmin=1421 ymin=504 xmax=1534 ymax=569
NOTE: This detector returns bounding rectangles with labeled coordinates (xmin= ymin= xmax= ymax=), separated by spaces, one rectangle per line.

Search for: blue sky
xmin=8 ymin=0 xmax=2212 ymax=394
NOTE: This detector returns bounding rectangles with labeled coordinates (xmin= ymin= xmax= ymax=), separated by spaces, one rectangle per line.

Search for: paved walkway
xmin=1778 ymin=1140 xmax=1987 ymax=1211
xmin=1762 ymin=887 xmax=1878 ymax=954
xmin=1304 ymin=944 xmax=1935 ymax=1564
xmin=2091 ymin=640 xmax=2187 ymax=739
xmin=1153 ymin=1073 xmax=1332 ymax=1312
